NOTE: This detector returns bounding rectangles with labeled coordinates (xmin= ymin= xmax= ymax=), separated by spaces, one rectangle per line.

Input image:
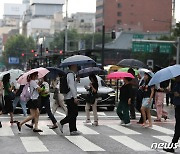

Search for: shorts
xmin=142 ymin=98 xmax=153 ymax=109
xmin=27 ymin=99 xmax=39 ymax=109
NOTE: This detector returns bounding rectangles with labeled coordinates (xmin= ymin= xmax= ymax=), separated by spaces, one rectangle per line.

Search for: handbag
xmin=86 ymin=89 xmax=96 ymax=104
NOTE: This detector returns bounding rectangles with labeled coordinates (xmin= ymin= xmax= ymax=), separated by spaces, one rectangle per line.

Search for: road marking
xmin=77 ymin=125 xmax=99 ymax=135
xmin=20 ymin=137 xmax=49 ymax=152
xmin=153 ymin=136 xmax=180 ymax=147
xmin=38 ymin=125 xmax=57 ymax=135
xmin=65 ymin=136 xmax=105 ymax=151
xmin=110 ymin=136 xmax=153 ymax=151
xmin=107 ymin=125 xmax=141 ymax=134
xmin=150 ymin=125 xmax=174 ymax=135
xmin=0 ymin=125 xmax=14 ymax=136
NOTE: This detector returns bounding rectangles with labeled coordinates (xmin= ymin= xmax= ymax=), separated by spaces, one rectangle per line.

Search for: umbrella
xmin=148 ymin=64 xmax=180 ymax=86
xmin=18 ymin=67 xmax=49 ymax=85
xmin=138 ymin=68 xmax=154 ymax=78
xmin=0 ymin=69 xmax=24 ymax=84
xmin=46 ymin=67 xmax=66 ymax=79
xmin=117 ymin=59 xmax=146 ymax=69
xmin=77 ymin=67 xmax=104 ymax=78
xmin=107 ymin=72 xmax=135 ymax=80
xmin=118 ymin=67 xmax=138 ymax=75
xmin=60 ymin=55 xmax=96 ymax=67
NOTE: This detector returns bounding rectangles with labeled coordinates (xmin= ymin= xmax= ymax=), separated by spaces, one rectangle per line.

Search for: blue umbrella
xmin=46 ymin=67 xmax=65 ymax=79
xmin=60 ymin=55 xmax=96 ymax=67
xmin=148 ymin=64 xmax=180 ymax=86
xmin=77 ymin=67 xmax=104 ymax=78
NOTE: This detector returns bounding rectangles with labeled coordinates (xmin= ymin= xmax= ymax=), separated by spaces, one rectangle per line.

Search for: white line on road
xmin=65 ymin=136 xmax=105 ymax=151
xmin=38 ymin=125 xmax=57 ymax=135
xmin=107 ymin=125 xmax=141 ymax=134
xmin=56 ymin=111 xmax=66 ymax=116
xmin=110 ymin=136 xmax=153 ymax=151
xmin=0 ymin=124 xmax=14 ymax=136
xmin=150 ymin=125 xmax=174 ymax=135
xmin=153 ymin=136 xmax=180 ymax=147
xmin=77 ymin=125 xmax=99 ymax=135
xmin=20 ymin=137 xmax=49 ymax=153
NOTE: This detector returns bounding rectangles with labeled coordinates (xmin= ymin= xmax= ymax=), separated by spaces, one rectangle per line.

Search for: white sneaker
xmin=83 ymin=119 xmax=91 ymax=124
xmin=59 ymin=123 xmax=63 ymax=133
xmin=125 ymin=123 xmax=131 ymax=126
xmin=70 ymin=131 xmax=81 ymax=136
xmin=120 ymin=120 xmax=125 ymax=125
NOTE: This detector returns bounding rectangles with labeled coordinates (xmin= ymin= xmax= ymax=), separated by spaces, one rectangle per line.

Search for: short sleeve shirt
xmin=30 ymin=80 xmax=39 ymax=100
xmin=119 ymin=84 xmax=132 ymax=102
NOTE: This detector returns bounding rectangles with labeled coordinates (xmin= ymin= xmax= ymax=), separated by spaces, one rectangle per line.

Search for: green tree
xmin=3 ymin=35 xmax=35 ymax=67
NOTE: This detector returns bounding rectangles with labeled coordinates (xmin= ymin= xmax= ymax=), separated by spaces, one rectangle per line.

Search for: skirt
xmin=142 ymin=98 xmax=153 ymax=109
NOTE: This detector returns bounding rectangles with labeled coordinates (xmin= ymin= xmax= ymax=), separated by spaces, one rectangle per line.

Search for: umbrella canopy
xmin=0 ymin=69 xmax=23 ymax=83
xmin=18 ymin=67 xmax=49 ymax=85
xmin=46 ymin=67 xmax=66 ymax=79
xmin=107 ymin=72 xmax=135 ymax=80
xmin=148 ymin=64 xmax=180 ymax=86
xmin=77 ymin=67 xmax=104 ymax=78
xmin=138 ymin=68 xmax=154 ymax=78
xmin=60 ymin=55 xmax=96 ymax=67
xmin=117 ymin=59 xmax=146 ymax=69
xmin=118 ymin=67 xmax=138 ymax=75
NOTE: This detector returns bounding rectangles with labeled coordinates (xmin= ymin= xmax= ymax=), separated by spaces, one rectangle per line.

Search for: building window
xmin=96 ymin=13 xmax=103 ymax=19
xmin=81 ymin=19 xmax=84 ymax=23
xmin=117 ymin=3 xmax=122 ymax=8
xmin=117 ymin=20 xmax=121 ymax=25
xmin=96 ymin=5 xmax=103 ymax=10
xmin=117 ymin=12 xmax=122 ymax=16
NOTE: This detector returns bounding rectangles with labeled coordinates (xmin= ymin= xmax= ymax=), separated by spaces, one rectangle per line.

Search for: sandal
xmin=25 ymin=124 xmax=33 ymax=129
xmin=49 ymin=125 xmax=58 ymax=129
xmin=17 ymin=122 xmax=21 ymax=132
xmin=33 ymin=129 xmax=43 ymax=132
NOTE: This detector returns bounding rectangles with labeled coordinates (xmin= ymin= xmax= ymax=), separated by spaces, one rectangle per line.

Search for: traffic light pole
xmin=101 ymin=24 xmax=105 ymax=68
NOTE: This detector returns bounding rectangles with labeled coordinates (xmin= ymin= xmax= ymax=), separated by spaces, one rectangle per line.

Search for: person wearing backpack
xmin=13 ymin=77 xmax=27 ymax=117
xmin=17 ymin=72 xmax=43 ymax=133
xmin=59 ymin=64 xmax=81 ymax=136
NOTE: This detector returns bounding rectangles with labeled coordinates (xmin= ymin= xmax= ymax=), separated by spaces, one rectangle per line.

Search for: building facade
xmin=96 ymin=0 xmax=172 ymax=32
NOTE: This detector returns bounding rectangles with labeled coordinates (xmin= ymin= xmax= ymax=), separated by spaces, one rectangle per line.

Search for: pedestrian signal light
xmin=21 ymin=53 xmax=25 ymax=56
xmin=31 ymin=49 xmax=34 ymax=53
xmin=60 ymin=50 xmax=63 ymax=54
xmin=34 ymin=53 xmax=38 ymax=57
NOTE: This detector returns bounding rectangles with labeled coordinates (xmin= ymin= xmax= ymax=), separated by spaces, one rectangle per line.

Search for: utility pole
xmin=101 ymin=0 xmax=105 ymax=68
xmin=177 ymin=37 xmax=180 ymax=64
xmin=64 ymin=0 xmax=68 ymax=54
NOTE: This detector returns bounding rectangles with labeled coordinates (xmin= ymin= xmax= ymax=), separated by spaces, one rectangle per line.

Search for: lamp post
xmin=65 ymin=0 xmax=68 ymax=54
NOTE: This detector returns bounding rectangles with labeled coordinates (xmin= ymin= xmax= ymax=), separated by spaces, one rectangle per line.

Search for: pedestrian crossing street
xmin=0 ymin=119 xmax=179 ymax=154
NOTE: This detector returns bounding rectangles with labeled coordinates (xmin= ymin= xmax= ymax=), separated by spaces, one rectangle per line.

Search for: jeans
xmin=40 ymin=96 xmax=57 ymax=124
xmin=172 ymin=106 xmax=180 ymax=143
xmin=13 ymin=96 xmax=27 ymax=116
xmin=60 ymin=98 xmax=78 ymax=132
xmin=117 ymin=100 xmax=130 ymax=124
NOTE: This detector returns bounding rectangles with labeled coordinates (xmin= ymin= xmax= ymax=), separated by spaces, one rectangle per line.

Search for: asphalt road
xmin=0 ymin=102 xmax=179 ymax=154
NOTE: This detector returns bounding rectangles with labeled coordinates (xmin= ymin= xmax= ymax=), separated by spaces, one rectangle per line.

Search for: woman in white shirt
xmin=17 ymin=72 xmax=43 ymax=132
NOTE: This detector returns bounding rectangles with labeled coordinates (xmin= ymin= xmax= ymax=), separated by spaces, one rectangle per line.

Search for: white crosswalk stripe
xmin=20 ymin=137 xmax=49 ymax=152
xmin=77 ymin=125 xmax=99 ymax=135
xmin=150 ymin=125 xmax=174 ymax=135
xmin=110 ymin=136 xmax=153 ymax=151
xmin=107 ymin=125 xmax=141 ymax=134
xmin=153 ymin=136 xmax=180 ymax=147
xmin=65 ymin=136 xmax=105 ymax=151
xmin=0 ymin=125 xmax=14 ymax=136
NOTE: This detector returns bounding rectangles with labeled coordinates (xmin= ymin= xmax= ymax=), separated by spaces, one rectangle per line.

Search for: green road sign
xmin=133 ymin=34 xmax=144 ymax=39
xmin=132 ymin=41 xmax=172 ymax=53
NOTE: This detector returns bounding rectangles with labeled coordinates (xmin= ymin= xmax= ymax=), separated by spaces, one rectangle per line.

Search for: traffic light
xmin=21 ymin=53 xmax=25 ymax=57
xmin=112 ymin=30 xmax=116 ymax=39
xmin=46 ymin=48 xmax=49 ymax=54
xmin=31 ymin=49 xmax=34 ymax=53
xmin=34 ymin=53 xmax=38 ymax=57
xmin=59 ymin=50 xmax=63 ymax=54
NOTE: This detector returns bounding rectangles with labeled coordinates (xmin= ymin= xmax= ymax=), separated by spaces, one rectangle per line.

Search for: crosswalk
xmin=0 ymin=119 xmax=178 ymax=154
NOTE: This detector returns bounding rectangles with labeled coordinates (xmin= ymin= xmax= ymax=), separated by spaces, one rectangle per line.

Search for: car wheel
xmin=107 ymin=106 xmax=115 ymax=111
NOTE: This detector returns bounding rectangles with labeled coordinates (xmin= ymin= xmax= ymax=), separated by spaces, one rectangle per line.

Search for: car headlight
xmin=108 ymin=92 xmax=115 ymax=97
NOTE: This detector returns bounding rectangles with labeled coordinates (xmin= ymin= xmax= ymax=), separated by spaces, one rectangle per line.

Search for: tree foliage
xmin=50 ymin=29 xmax=112 ymax=51
xmin=3 ymin=35 xmax=35 ymax=67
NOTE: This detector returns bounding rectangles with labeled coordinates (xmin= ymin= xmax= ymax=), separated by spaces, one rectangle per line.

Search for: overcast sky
xmin=0 ymin=0 xmax=179 ymax=22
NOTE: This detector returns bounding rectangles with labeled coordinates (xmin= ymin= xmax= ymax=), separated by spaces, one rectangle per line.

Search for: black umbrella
xmin=117 ymin=59 xmax=147 ymax=69
xmin=46 ymin=67 xmax=65 ymax=79
xmin=77 ymin=67 xmax=105 ymax=78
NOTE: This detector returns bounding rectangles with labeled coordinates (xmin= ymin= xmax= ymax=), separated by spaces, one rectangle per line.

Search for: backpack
xmin=20 ymin=83 xmax=31 ymax=102
xmin=60 ymin=72 xmax=75 ymax=94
